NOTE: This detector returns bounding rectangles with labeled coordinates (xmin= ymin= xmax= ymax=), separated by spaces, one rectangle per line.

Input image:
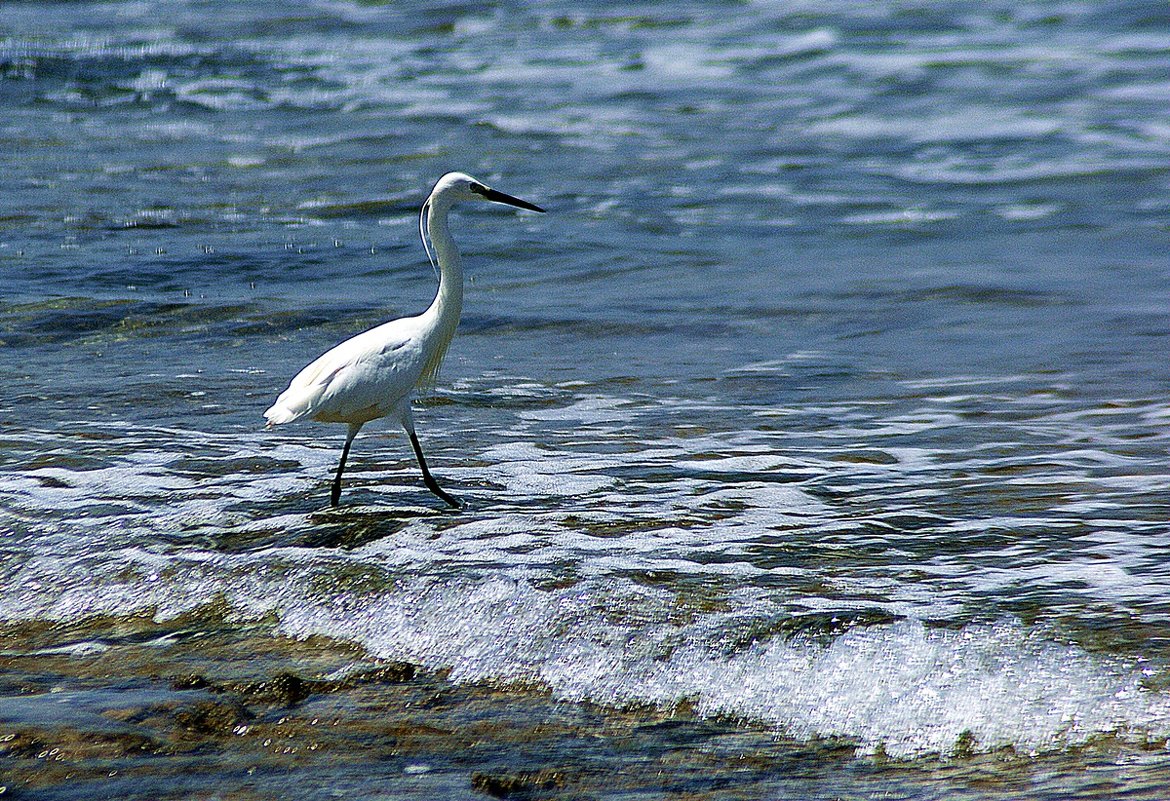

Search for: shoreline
xmin=0 ymin=615 xmax=837 ymax=799
xmin=4 ymin=616 xmax=1169 ymax=800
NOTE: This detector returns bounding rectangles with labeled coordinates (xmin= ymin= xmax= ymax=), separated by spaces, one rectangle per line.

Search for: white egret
xmin=265 ymin=172 xmax=544 ymax=508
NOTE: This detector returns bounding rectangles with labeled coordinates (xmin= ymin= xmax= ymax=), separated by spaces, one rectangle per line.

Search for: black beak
xmin=471 ymin=182 xmax=545 ymax=213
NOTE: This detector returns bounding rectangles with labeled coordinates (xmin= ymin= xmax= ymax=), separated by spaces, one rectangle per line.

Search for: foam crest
xmin=274 ymin=576 xmax=1170 ymax=758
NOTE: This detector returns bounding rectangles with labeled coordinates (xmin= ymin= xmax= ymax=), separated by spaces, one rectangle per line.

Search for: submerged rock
xmin=173 ymin=699 xmax=254 ymax=737
xmin=471 ymin=768 xmax=568 ymax=798
xmin=233 ymin=672 xmax=313 ymax=707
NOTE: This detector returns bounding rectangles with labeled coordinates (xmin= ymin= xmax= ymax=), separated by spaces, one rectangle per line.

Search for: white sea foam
xmin=34 ymin=559 xmax=1156 ymax=760
xmin=281 ymin=580 xmax=1170 ymax=756
xmin=2 ymin=374 xmax=1169 ymax=758
xmin=4 ymin=526 xmax=1170 ymax=760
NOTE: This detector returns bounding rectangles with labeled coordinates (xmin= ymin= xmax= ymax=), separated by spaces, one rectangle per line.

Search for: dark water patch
xmin=608 ymin=462 xmax=817 ymax=488
xmin=723 ymin=609 xmax=909 ymax=653
xmin=471 ymin=767 xmax=568 ymax=799
xmin=433 ymin=385 xmax=577 ymax=412
xmin=198 ymin=498 xmax=450 ymax=552
xmin=460 ymin=311 xmax=740 ymax=339
xmin=901 ymin=284 xmax=1072 ymax=309
xmin=175 ymin=661 xmax=417 ymax=709
xmin=297 ymin=196 xmax=417 ymax=219
xmin=544 ymin=13 xmax=692 ymax=32
xmin=300 ymin=506 xmax=444 ymax=550
xmin=0 ymin=211 xmax=39 ymax=231
xmin=0 ymin=296 xmax=400 ymax=346
xmin=565 ymin=514 xmax=708 ymax=541
xmin=0 ymin=297 xmax=161 ymax=343
xmin=9 ymin=447 xmax=111 ymax=474
xmin=167 ymin=454 xmax=301 ymax=479
xmin=831 ymin=449 xmax=901 ymax=465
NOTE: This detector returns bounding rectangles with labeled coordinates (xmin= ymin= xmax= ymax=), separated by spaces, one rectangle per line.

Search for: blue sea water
xmin=1 ymin=0 xmax=1170 ymax=796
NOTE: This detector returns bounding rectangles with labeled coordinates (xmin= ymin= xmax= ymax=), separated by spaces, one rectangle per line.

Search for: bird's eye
xmin=469 ymin=182 xmax=487 ymax=195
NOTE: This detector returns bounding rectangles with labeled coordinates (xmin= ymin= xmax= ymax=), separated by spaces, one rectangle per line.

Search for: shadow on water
xmin=207 ymin=490 xmax=458 ymax=552
xmin=290 ymin=478 xmax=566 ymax=549
xmin=302 ymin=504 xmax=448 ymax=549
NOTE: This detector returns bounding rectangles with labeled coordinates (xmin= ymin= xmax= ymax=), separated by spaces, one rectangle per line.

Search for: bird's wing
xmin=264 ymin=319 xmax=424 ymax=426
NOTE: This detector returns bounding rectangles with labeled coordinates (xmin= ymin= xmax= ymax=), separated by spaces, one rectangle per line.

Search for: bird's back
xmin=264 ymin=316 xmax=428 ymax=427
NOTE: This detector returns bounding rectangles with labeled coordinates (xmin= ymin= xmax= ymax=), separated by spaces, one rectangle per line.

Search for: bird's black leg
xmin=406 ymin=426 xmax=462 ymax=509
xmin=331 ymin=423 xmax=362 ymax=507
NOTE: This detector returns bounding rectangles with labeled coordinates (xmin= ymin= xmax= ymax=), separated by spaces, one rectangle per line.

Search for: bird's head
xmin=428 ymin=171 xmax=545 ymax=213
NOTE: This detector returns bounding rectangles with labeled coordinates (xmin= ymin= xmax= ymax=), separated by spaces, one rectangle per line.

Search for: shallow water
xmin=2 ymin=0 xmax=1170 ymax=797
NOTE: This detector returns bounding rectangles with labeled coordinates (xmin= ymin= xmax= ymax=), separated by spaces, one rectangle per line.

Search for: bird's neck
xmin=423 ymin=201 xmax=464 ymax=333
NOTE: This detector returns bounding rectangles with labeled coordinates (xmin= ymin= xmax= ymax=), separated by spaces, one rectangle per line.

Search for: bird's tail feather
xmin=264 ymin=402 xmax=303 ymax=427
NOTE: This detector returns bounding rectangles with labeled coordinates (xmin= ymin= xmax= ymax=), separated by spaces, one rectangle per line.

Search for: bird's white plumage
xmin=265 ymin=316 xmax=425 ymax=426
xmin=263 ymin=171 xmax=544 ymax=508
